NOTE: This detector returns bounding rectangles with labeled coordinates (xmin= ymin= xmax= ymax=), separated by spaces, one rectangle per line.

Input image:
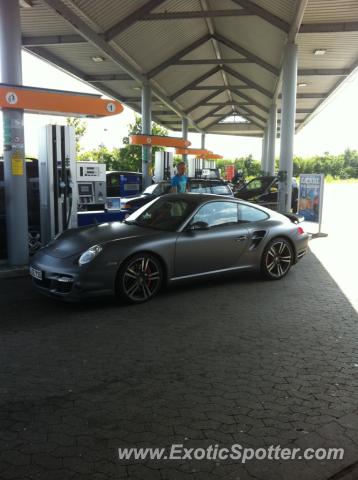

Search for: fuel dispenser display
xmin=76 ymin=162 xmax=106 ymax=209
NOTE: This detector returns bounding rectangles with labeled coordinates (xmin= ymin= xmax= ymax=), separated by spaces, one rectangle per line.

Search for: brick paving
xmin=1 ymin=184 xmax=358 ymax=480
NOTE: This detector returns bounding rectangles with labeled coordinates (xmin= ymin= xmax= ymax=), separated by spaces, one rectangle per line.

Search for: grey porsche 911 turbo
xmin=30 ymin=194 xmax=309 ymax=303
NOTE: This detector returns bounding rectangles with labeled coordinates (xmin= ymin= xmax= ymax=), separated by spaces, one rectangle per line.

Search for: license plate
xmin=30 ymin=266 xmax=42 ymax=280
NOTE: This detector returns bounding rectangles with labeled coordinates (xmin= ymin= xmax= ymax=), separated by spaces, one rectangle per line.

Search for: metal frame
xmin=148 ymin=34 xmax=212 ymax=78
xmin=105 ymin=0 xmax=166 ymax=41
xmin=169 ymin=66 xmax=221 ymax=100
xmin=141 ymin=9 xmax=251 ymax=20
xmin=212 ymin=33 xmax=279 ymax=76
xmin=42 ymin=0 xmax=204 ymax=132
xmin=231 ymin=0 xmax=289 ymax=32
xmin=184 ymin=88 xmax=227 ymax=114
xmin=223 ymin=65 xmax=272 ymax=98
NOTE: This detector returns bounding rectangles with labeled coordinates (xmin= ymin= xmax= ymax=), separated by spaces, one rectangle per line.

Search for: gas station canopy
xmin=19 ymin=0 xmax=358 ymax=137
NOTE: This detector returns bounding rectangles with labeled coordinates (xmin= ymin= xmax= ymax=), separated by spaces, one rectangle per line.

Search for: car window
xmin=109 ymin=174 xmax=119 ymax=186
xmin=269 ymin=181 xmax=278 ymax=193
xmin=211 ymin=184 xmax=231 ymax=195
xmin=245 ymin=179 xmax=263 ymax=190
xmin=238 ymin=204 xmax=269 ymax=222
xmin=127 ymin=197 xmax=196 ymax=231
xmin=189 ymin=181 xmax=211 ymax=193
xmin=192 ymin=201 xmax=238 ymax=228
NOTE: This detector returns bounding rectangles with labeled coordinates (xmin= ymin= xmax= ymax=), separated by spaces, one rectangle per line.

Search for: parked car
xmin=0 ymin=157 xmax=41 ymax=258
xmin=106 ymin=171 xmax=142 ymax=197
xmin=119 ymin=178 xmax=233 ymax=216
xmin=30 ymin=193 xmax=308 ymax=303
xmin=235 ymin=176 xmax=299 ymax=212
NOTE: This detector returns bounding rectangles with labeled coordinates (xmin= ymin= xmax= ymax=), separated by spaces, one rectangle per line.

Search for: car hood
xmin=40 ymin=222 xmax=159 ymax=259
xmin=121 ymin=193 xmax=150 ymax=203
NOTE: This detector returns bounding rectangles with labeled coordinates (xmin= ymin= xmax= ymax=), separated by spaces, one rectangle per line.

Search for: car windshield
xmin=143 ymin=183 xmax=170 ymax=196
xmin=125 ymin=196 xmax=197 ymax=231
xmin=241 ymin=178 xmax=271 ymax=192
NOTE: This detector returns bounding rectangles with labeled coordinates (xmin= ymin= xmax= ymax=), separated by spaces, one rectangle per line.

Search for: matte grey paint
xmin=31 ymin=194 xmax=308 ymax=300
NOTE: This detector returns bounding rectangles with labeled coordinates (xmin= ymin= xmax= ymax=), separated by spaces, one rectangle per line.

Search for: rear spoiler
xmin=283 ymin=212 xmax=304 ymax=224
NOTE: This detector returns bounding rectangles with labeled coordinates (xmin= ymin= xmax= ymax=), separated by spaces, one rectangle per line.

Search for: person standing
xmin=171 ymin=162 xmax=188 ymax=193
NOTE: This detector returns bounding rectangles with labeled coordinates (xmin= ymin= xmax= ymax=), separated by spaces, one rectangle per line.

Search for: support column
xmin=141 ymin=83 xmax=152 ymax=188
xmin=0 ymin=0 xmax=28 ymax=265
xmin=201 ymin=132 xmax=205 ymax=150
xmin=261 ymin=127 xmax=269 ymax=174
xmin=278 ymin=43 xmax=298 ymax=211
xmin=267 ymin=103 xmax=277 ymax=176
xmin=181 ymin=117 xmax=188 ymax=163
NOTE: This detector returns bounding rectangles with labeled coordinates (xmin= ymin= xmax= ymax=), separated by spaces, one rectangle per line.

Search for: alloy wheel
xmin=265 ymin=240 xmax=292 ymax=279
xmin=122 ymin=256 xmax=162 ymax=302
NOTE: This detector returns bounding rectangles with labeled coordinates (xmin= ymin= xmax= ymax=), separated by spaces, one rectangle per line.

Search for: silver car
xmin=30 ymin=194 xmax=309 ymax=303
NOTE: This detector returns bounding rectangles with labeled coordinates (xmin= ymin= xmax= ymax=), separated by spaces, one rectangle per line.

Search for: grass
xmin=322 ymin=176 xmax=358 ymax=184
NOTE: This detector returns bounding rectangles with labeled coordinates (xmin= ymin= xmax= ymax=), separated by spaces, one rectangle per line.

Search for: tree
xmin=66 ymin=117 xmax=87 ymax=154
xmin=78 ymin=115 xmax=168 ymax=172
xmin=119 ymin=115 xmax=168 ymax=171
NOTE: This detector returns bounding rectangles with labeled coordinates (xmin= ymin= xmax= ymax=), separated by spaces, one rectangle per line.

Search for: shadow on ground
xmin=1 ymin=249 xmax=358 ymax=480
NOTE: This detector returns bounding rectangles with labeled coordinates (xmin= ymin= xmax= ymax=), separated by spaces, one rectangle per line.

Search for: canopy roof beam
xmin=198 ymin=101 xmax=250 ymax=107
xmin=142 ymin=9 xmax=251 ymax=20
xmin=22 ymin=34 xmax=84 ymax=46
xmin=213 ymin=32 xmax=279 ymax=76
xmin=42 ymin=0 xmax=204 ymax=132
xmin=184 ymin=88 xmax=227 ymax=114
xmin=175 ymin=59 xmax=253 ymax=65
xmin=231 ymin=0 xmax=289 ymax=32
xmin=169 ymin=66 xmax=221 ymax=100
xmin=105 ymin=0 xmax=166 ymax=41
xmin=195 ymin=105 xmax=229 ymax=124
xmin=25 ymin=47 xmax=156 ymax=113
xmin=298 ymin=68 xmax=350 ymax=76
xmin=300 ymin=22 xmax=358 ymax=33
xmin=148 ymin=34 xmax=212 ymax=78
xmin=223 ymin=65 xmax=272 ymax=98
xmin=84 ymin=73 xmax=133 ymax=81
xmin=229 ymin=88 xmax=269 ymax=113
xmin=190 ymin=85 xmax=251 ymax=90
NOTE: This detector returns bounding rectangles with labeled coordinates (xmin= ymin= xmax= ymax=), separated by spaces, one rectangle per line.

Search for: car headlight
xmin=78 ymin=245 xmax=103 ymax=266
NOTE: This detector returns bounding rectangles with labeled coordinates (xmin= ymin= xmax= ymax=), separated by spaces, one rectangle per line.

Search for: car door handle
xmin=235 ymin=236 xmax=247 ymax=242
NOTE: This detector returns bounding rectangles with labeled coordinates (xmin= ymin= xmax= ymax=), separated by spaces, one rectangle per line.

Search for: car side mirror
xmin=187 ymin=221 xmax=210 ymax=231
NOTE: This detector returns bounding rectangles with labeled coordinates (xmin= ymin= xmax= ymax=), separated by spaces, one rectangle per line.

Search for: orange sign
xmin=175 ymin=148 xmax=211 ymax=156
xmin=197 ymin=153 xmax=223 ymax=160
xmin=0 ymin=84 xmax=123 ymax=117
xmin=130 ymin=135 xmax=191 ymax=148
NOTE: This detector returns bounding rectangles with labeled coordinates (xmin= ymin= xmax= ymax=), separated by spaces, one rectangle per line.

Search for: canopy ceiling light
xmin=313 ymin=49 xmax=327 ymax=56
xmin=91 ymin=56 xmax=105 ymax=63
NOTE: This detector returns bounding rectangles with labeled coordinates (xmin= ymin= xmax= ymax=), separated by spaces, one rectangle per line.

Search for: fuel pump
xmin=154 ymin=151 xmax=174 ymax=182
xmin=38 ymin=125 xmax=78 ymax=245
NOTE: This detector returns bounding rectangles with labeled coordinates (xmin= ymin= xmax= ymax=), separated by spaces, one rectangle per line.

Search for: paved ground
xmin=1 ymin=184 xmax=358 ymax=480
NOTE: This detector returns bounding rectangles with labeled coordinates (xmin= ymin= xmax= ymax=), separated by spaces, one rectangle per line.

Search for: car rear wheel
xmin=117 ymin=253 xmax=163 ymax=303
xmin=261 ymin=237 xmax=293 ymax=280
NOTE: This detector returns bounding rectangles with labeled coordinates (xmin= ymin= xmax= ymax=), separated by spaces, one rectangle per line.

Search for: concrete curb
xmin=0 ymin=265 xmax=29 ymax=279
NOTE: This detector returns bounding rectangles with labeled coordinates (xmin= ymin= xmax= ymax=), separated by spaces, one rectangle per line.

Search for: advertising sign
xmin=298 ymin=174 xmax=324 ymax=225
xmin=226 ymin=165 xmax=235 ymax=181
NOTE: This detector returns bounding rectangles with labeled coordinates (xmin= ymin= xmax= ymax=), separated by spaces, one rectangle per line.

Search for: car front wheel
xmin=117 ymin=253 xmax=163 ymax=303
xmin=261 ymin=237 xmax=293 ymax=280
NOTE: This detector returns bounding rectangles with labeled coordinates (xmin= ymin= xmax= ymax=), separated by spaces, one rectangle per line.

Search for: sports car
xmin=30 ymin=194 xmax=308 ymax=303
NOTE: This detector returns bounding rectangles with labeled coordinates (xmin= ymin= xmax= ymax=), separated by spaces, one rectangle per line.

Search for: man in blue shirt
xmin=171 ymin=162 xmax=188 ymax=193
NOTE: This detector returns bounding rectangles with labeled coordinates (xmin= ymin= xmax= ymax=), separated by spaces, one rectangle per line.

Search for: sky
xmin=1 ymin=50 xmax=358 ymax=160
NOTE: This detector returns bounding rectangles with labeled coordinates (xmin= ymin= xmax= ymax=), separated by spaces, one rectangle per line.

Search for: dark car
xmin=235 ymin=176 xmax=299 ymax=212
xmin=0 ymin=157 xmax=40 ymax=259
xmin=119 ymin=178 xmax=233 ymax=216
xmin=30 ymin=193 xmax=308 ymax=304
